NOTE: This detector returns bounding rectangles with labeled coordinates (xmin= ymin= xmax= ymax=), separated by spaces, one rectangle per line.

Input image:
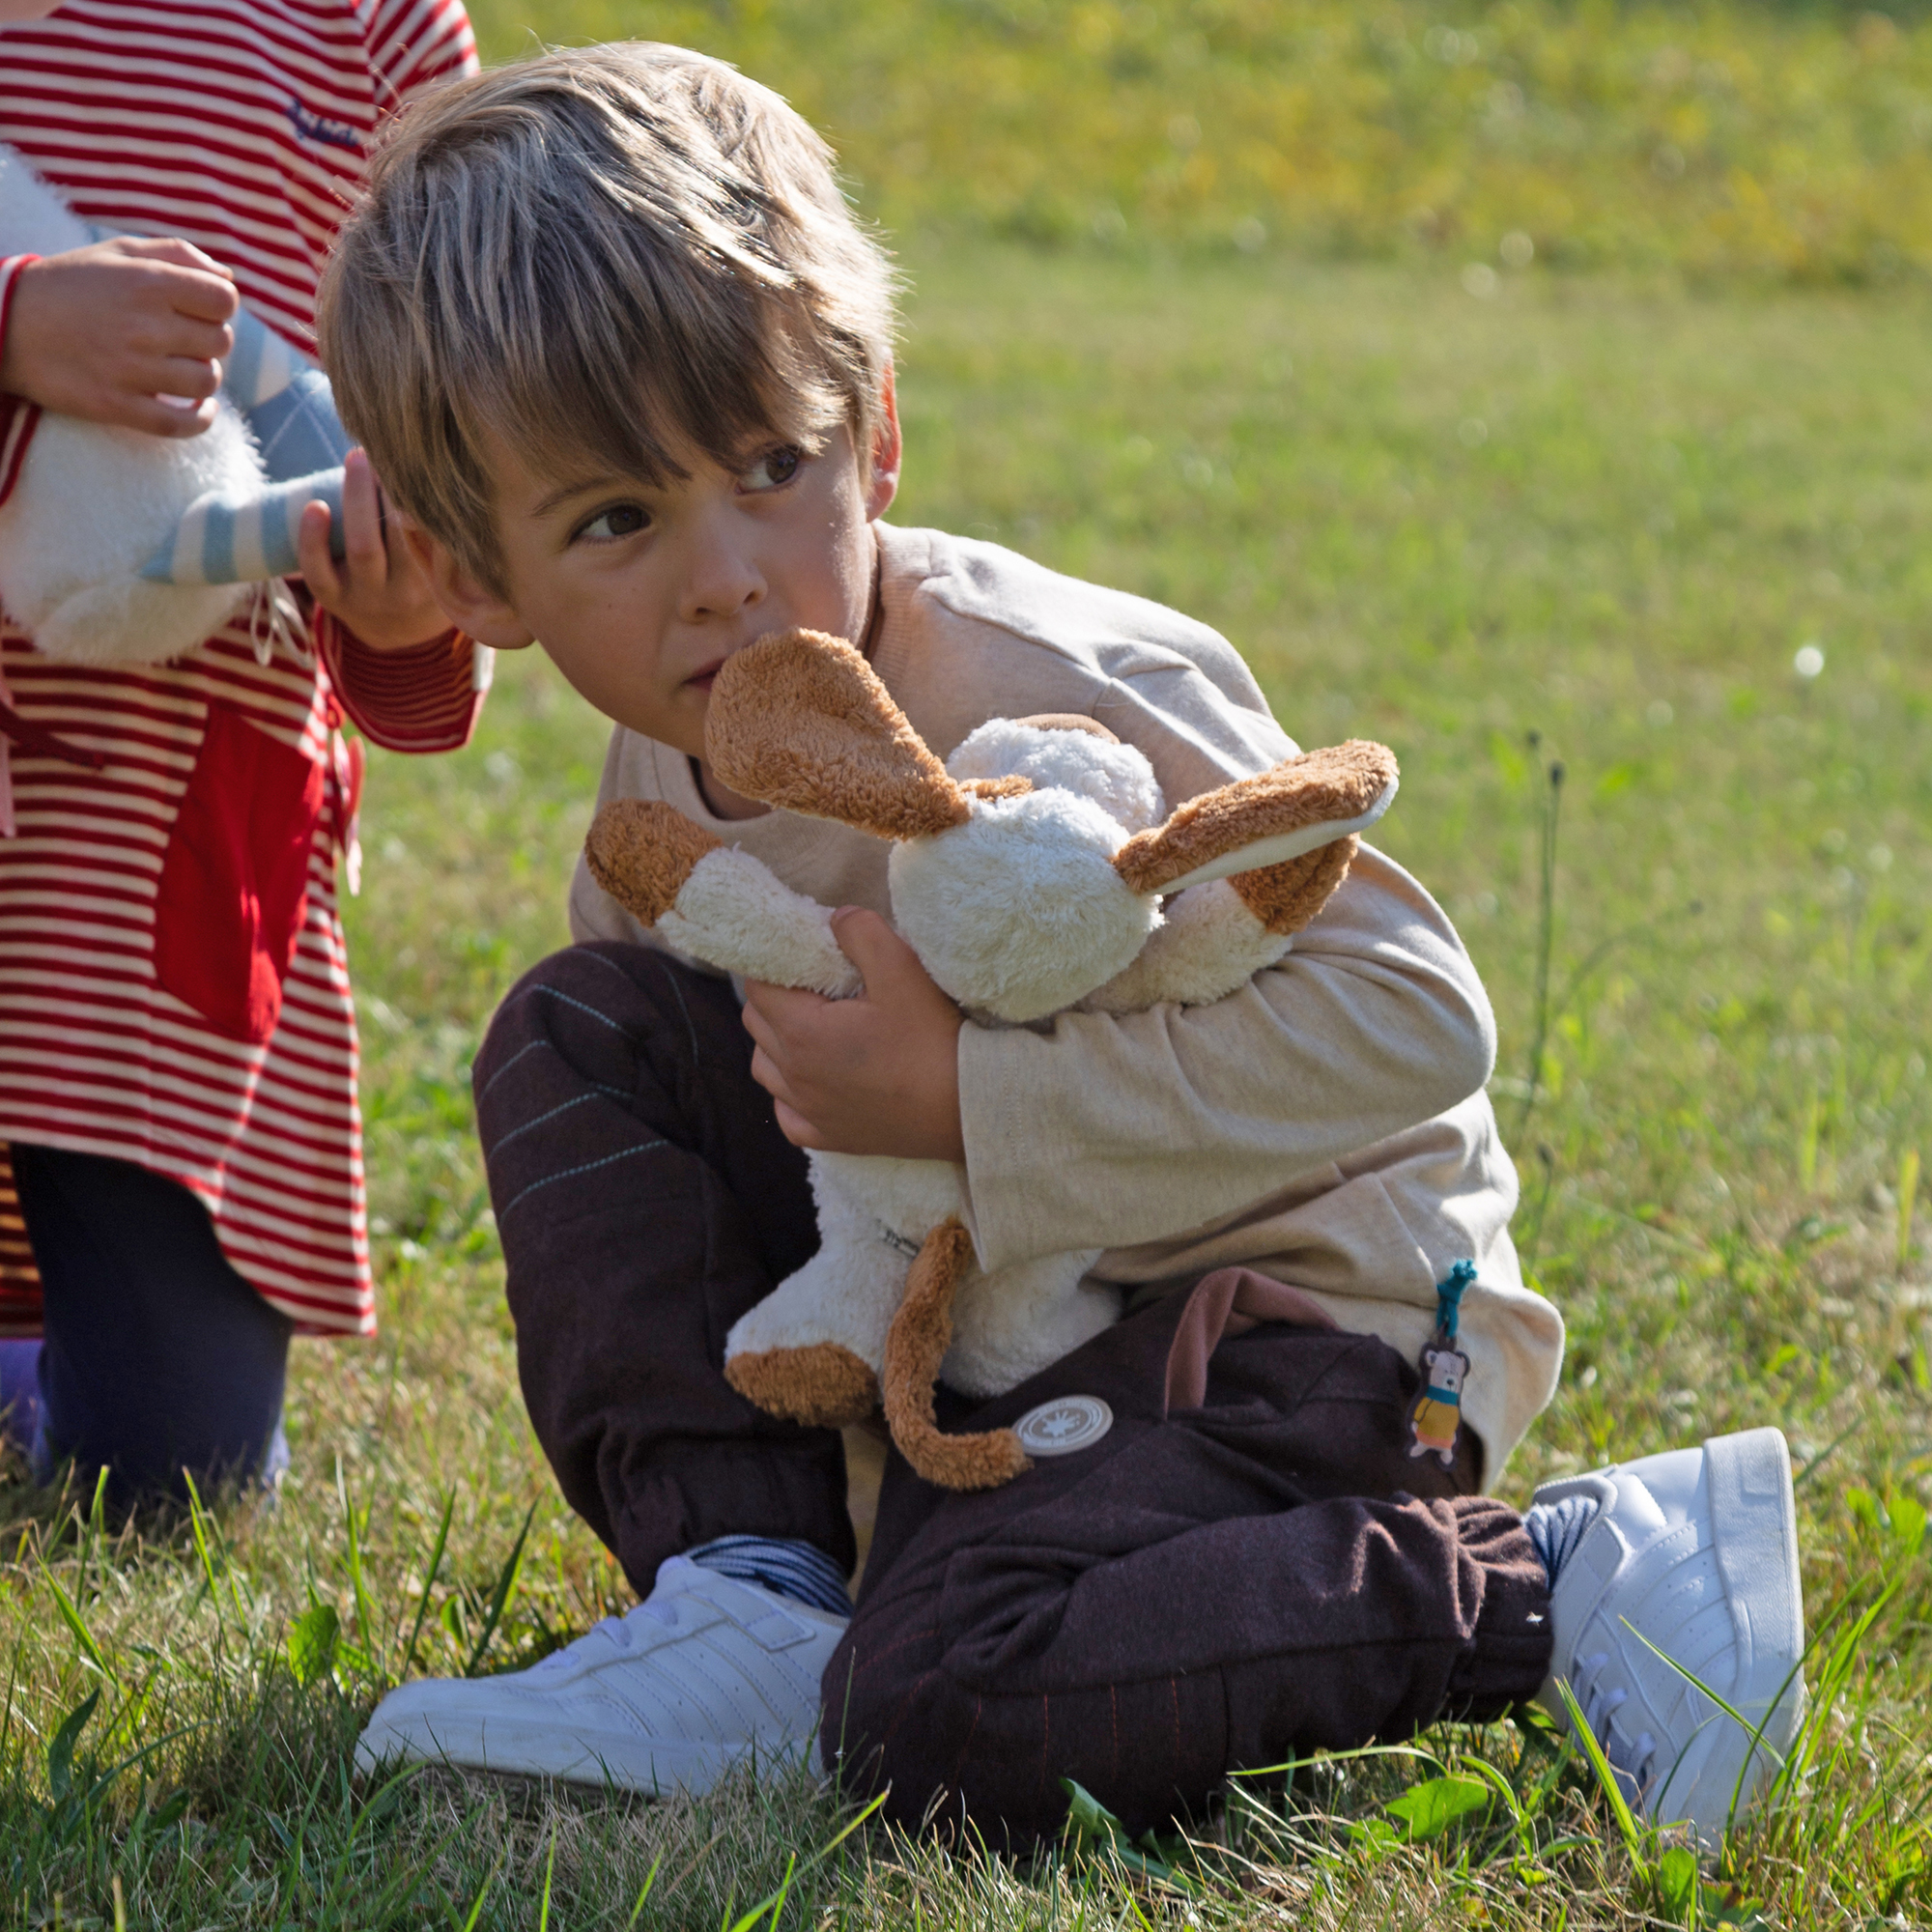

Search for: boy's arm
xmin=953 ymin=843 xmax=1496 ymax=1271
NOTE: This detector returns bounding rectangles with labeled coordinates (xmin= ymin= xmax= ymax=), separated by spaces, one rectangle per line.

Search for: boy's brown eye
xmin=744 ymin=446 xmax=802 ymax=490
xmin=581 ymin=502 xmax=648 ymax=541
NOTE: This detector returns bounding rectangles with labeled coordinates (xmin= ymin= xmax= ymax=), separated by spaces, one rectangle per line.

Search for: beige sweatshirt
xmin=569 ymin=523 xmax=1565 ymax=1474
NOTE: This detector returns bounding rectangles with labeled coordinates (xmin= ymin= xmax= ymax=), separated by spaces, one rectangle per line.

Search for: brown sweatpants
xmin=475 ymin=943 xmax=1553 ymax=1843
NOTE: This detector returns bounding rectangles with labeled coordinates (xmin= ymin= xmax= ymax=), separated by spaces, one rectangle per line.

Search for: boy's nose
xmin=679 ymin=522 xmax=766 ymax=625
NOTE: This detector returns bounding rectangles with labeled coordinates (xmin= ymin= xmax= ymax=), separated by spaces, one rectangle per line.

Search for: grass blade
xmin=463 ymin=1498 xmax=538 ymax=1677
xmin=45 ymin=1686 xmax=99 ymax=1803
xmin=458 ymin=1860 xmax=500 ymax=1932
xmin=399 ymin=1488 xmax=456 ymax=1681
xmin=1554 ymin=1676 xmax=1649 ymax=1872
xmin=336 ymin=1455 xmax=380 ymax=1662
xmin=1512 ymin=749 xmax=1565 ymax=1141
xmin=625 ymin=1854 xmax=664 ymax=1929
xmin=181 ymin=1470 xmax=249 ymax=1633
xmin=42 ymin=1566 xmax=117 ymax=1684
xmin=727 ymin=1852 xmax=797 ymax=1932
xmin=1900 ymin=1147 xmax=1920 ymax=1268
xmin=73 ymin=1465 xmax=108 ymax=1610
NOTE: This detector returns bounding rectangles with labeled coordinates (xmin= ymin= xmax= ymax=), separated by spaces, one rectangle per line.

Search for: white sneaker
xmin=1534 ymin=1426 xmax=1804 ymax=1843
xmin=354 ymin=1555 xmax=847 ymax=1794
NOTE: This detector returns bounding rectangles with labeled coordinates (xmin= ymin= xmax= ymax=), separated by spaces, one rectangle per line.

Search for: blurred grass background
xmin=9 ymin=2 xmax=1932 ymax=1925
xmin=478 ymin=0 xmax=1932 ymax=281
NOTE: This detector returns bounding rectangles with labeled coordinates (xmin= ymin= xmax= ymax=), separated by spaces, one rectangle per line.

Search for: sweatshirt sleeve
xmin=315 ymin=610 xmax=487 ymax=753
xmin=0 ymin=255 xmax=43 ymax=510
xmin=955 ymin=844 xmax=1498 ymax=1271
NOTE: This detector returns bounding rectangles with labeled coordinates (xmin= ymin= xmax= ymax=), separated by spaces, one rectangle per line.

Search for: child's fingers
xmin=831 ymin=906 xmax=955 ymax=1014
xmin=296 ymin=498 xmax=340 ymax=599
xmin=747 ymin=1039 xmax=799 ymax=1112
xmin=748 ymin=1040 xmax=831 ymax=1148
xmin=339 ymin=448 xmax=387 ymax=585
xmin=742 ymin=979 xmax=830 ymax=1047
xmin=740 ymin=979 xmax=778 ymax=1029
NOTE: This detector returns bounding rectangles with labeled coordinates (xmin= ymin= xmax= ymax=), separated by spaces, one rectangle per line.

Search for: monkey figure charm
xmin=1408 ymin=1259 xmax=1477 ymax=1468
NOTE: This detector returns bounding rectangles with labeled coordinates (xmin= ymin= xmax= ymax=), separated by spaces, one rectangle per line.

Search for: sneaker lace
xmin=1573 ymin=1650 xmax=1659 ymax=1806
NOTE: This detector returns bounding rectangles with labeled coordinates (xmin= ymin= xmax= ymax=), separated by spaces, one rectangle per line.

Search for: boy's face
xmin=413 ymin=381 xmax=901 ymax=761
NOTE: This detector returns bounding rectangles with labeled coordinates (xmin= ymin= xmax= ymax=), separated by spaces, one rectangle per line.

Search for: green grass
xmin=11 ymin=246 xmax=1932 ymax=1921
xmin=473 ymin=0 xmax=1932 ymax=282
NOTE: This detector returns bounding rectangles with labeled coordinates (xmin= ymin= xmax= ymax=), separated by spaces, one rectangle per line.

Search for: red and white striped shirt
xmin=0 ymin=0 xmax=481 ymax=1339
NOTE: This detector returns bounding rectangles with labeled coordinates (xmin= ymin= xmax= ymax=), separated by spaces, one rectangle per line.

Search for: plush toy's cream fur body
xmin=0 ymin=144 xmax=258 ymax=663
xmin=586 ymin=630 xmax=1399 ymax=1488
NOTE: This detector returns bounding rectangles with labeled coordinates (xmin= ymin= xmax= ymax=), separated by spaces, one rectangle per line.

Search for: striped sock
xmin=1523 ymin=1492 xmax=1601 ymax=1589
xmin=687 ymin=1535 xmax=853 ymax=1618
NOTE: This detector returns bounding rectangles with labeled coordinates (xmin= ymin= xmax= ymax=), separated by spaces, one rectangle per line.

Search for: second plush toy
xmin=585 ymin=629 xmax=1398 ymax=1489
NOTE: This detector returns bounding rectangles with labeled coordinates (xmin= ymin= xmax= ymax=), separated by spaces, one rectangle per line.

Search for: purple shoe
xmin=0 ymin=1340 xmax=46 ymax=1467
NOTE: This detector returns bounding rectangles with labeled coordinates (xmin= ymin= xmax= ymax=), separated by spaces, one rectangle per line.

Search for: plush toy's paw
xmin=583 ymin=799 xmax=722 ymax=924
xmin=725 ymin=1343 xmax=879 ymax=1429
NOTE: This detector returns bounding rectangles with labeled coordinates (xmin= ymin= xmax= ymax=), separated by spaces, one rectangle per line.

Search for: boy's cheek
xmin=547 ymin=643 xmax=709 ymax=756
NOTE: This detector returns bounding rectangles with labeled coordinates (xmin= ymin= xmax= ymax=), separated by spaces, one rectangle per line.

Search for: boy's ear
xmin=401 ymin=523 xmax=536 ymax=651
xmin=865 ymin=360 xmax=902 ymax=521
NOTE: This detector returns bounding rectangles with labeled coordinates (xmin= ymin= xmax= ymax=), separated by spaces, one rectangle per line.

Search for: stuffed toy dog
xmin=585 ymin=629 xmax=1399 ymax=1489
xmin=0 ymin=142 xmax=350 ymax=666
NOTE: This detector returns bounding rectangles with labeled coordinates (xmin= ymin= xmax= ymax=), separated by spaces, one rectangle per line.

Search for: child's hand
xmin=298 ymin=448 xmax=452 ymax=652
xmin=0 ymin=237 xmax=239 ymax=436
xmin=743 ymin=908 xmax=966 ymax=1162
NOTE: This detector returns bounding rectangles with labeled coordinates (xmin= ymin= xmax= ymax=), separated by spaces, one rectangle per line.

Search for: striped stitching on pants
xmin=497 ymin=1141 xmax=669 ymax=1220
xmin=475 ymin=1036 xmax=550 ymax=1102
xmin=522 ymin=983 xmax=630 ymax=1034
xmin=485 ymin=1087 xmax=630 ymax=1155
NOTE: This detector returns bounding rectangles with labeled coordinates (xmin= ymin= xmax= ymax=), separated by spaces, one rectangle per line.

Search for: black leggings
xmin=5 ymin=1144 xmax=292 ymax=1503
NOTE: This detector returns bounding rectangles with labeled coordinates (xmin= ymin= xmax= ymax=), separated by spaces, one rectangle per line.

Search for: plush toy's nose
xmin=887 ymin=790 xmax=1158 ymax=1023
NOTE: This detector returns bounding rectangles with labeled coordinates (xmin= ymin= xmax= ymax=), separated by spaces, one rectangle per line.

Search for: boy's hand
xmin=298 ymin=447 xmax=451 ymax=652
xmin=0 ymin=238 xmax=239 ymax=436
xmin=743 ymin=908 xmax=967 ymax=1162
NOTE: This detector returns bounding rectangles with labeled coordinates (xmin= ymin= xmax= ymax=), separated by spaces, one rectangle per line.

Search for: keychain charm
xmin=1408 ymin=1259 xmax=1476 ymax=1466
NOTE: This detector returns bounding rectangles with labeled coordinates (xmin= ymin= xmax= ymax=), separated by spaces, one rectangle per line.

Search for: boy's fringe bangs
xmin=320 ymin=43 xmax=897 ymax=591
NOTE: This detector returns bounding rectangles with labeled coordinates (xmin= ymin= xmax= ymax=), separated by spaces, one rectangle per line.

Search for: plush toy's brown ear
xmin=584 ymin=799 xmax=722 ymax=925
xmin=1229 ymin=838 xmax=1359 ymax=936
xmin=1112 ymin=740 xmax=1398 ymax=898
xmin=706 ymin=629 xmax=971 ymax=840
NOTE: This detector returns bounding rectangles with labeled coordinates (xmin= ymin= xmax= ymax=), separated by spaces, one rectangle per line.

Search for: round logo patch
xmin=1013 ymin=1395 xmax=1114 ymax=1457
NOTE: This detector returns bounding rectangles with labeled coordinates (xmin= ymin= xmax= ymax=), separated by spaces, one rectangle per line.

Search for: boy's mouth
xmin=684 ymin=656 xmax=729 ymax=694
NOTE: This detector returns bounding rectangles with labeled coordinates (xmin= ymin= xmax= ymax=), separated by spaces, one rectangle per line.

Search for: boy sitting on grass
xmin=323 ymin=43 xmax=1804 ymax=1844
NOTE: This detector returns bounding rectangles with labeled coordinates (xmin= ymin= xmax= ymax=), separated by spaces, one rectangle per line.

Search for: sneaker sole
xmin=1657 ymin=1426 xmax=1804 ymax=1836
xmin=354 ymin=1710 xmax=800 ymax=1796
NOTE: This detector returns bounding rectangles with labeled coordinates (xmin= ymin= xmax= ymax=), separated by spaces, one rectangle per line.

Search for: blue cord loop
xmin=1433 ymin=1259 xmax=1477 ymax=1343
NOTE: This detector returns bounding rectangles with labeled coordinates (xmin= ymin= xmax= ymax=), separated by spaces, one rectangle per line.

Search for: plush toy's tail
xmin=882 ymin=1219 xmax=1032 ymax=1491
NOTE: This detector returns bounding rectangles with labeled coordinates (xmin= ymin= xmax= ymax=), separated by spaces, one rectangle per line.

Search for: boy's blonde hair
xmin=319 ymin=43 xmax=897 ymax=591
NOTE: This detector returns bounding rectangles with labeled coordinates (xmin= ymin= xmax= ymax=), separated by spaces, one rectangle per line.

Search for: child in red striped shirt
xmin=0 ymin=0 xmax=481 ymax=1505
